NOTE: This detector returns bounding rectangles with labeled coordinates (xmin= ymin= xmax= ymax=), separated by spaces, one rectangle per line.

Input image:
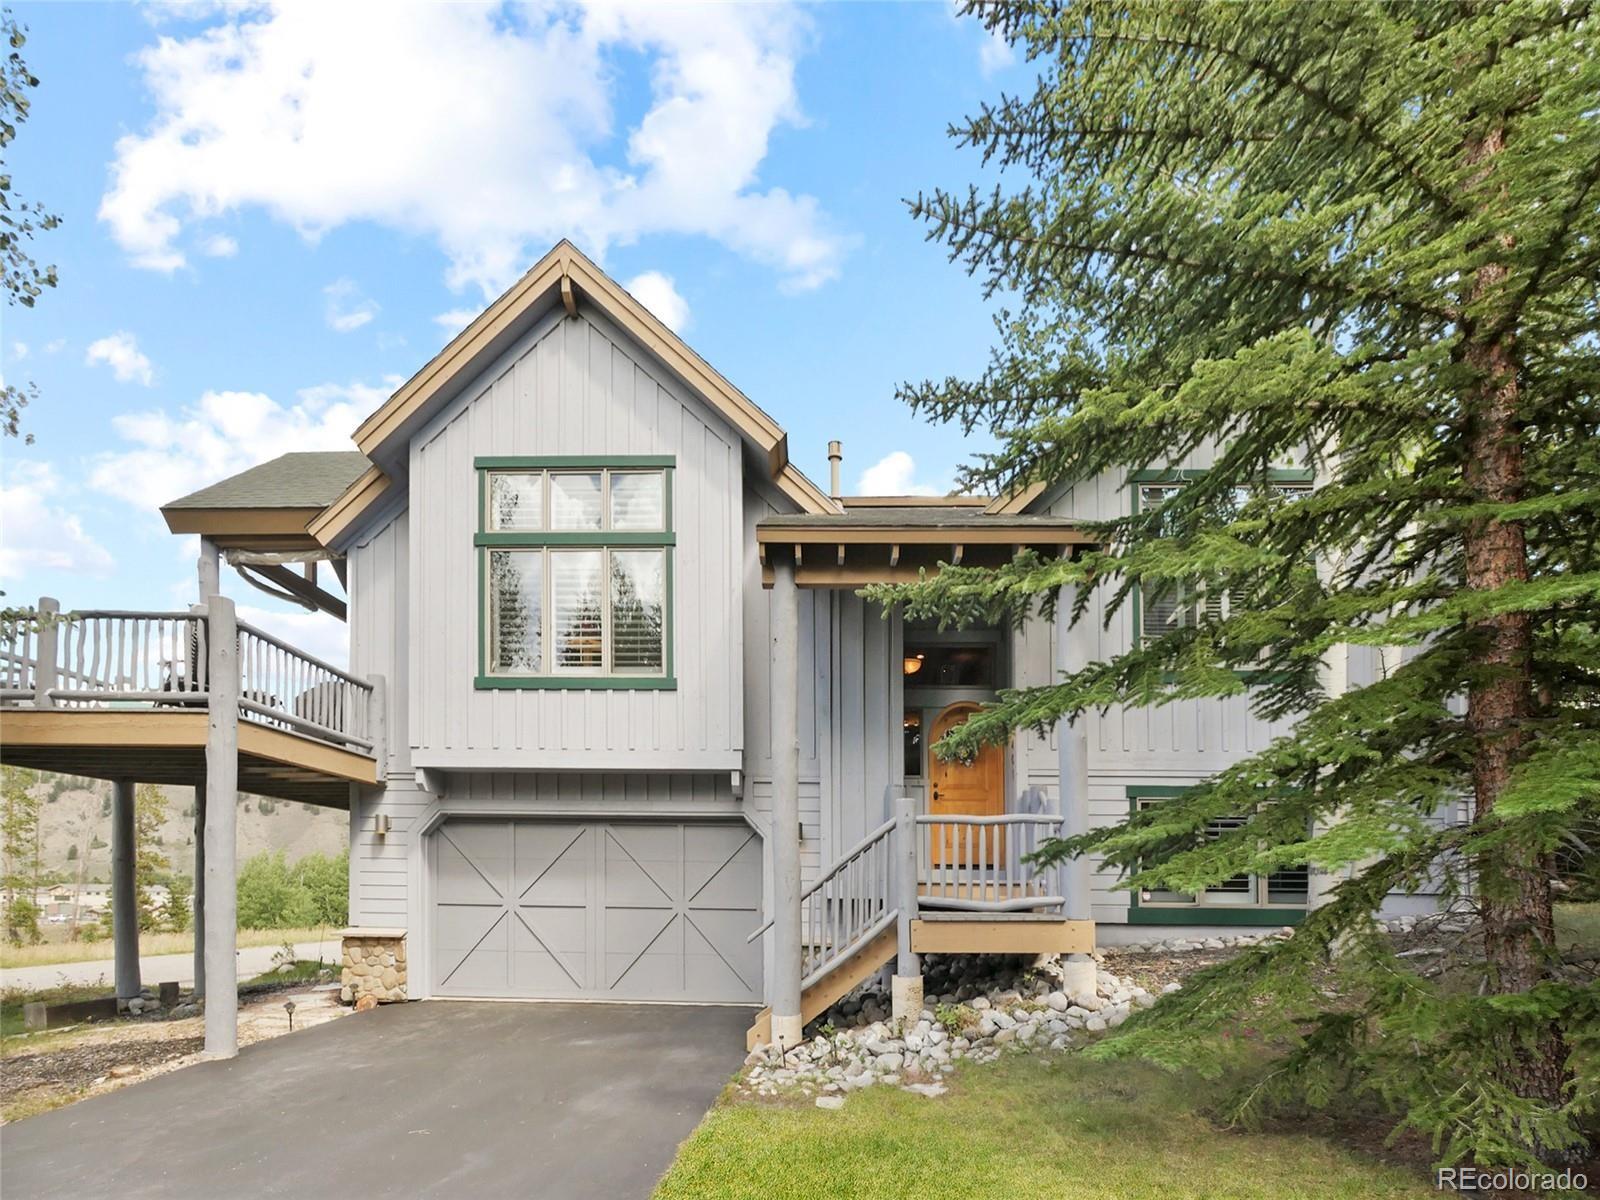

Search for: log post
xmin=769 ymin=557 xmax=803 ymax=1052
xmin=891 ymin=795 xmax=923 ymax=1025
xmin=33 ymin=596 xmax=59 ymax=708
xmin=111 ymin=779 xmax=141 ymax=1003
xmin=1055 ymin=583 xmax=1096 ymax=1000
xmin=202 ymin=595 xmax=239 ymax=1059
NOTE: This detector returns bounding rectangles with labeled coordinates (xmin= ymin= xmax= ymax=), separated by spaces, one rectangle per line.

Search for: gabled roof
xmin=164 ymin=452 xmax=371 ymax=510
xmin=316 ymin=240 xmax=836 ymax=546
xmin=161 ymin=452 xmax=373 ymax=549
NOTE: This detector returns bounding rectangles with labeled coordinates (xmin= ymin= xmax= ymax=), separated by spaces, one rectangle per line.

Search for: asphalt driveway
xmin=1 ymin=1001 xmax=752 ymax=1200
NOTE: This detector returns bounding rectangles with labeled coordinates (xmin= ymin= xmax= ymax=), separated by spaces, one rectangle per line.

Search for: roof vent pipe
xmin=828 ymin=440 xmax=842 ymax=500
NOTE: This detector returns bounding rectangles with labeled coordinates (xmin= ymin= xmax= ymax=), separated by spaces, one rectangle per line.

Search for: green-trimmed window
xmin=1128 ymin=788 xmax=1309 ymax=921
xmin=476 ymin=457 xmax=674 ymax=690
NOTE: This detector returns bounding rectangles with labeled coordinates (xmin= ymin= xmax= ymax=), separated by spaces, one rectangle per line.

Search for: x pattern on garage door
xmin=432 ymin=820 xmax=762 ymax=1003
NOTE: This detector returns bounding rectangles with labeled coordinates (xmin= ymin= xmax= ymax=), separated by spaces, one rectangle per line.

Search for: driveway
xmin=2 ymin=1000 xmax=752 ymax=1200
xmin=0 ymin=939 xmax=341 ymax=992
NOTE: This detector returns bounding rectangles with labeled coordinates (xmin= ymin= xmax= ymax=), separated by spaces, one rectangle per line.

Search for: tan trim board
xmin=308 ymin=465 xmax=392 ymax=547
xmin=0 ymin=709 xmax=207 ymax=749
xmin=985 ymin=480 xmax=1050 ymax=515
xmin=745 ymin=925 xmax=897 ymax=1050
xmin=161 ymin=506 xmax=322 ymax=538
xmin=237 ymin=722 xmax=379 ymax=785
xmin=910 ymin=918 xmax=1094 ymax=955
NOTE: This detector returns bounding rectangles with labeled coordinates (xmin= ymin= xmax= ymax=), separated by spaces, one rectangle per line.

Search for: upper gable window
xmin=475 ymin=457 xmax=674 ymax=691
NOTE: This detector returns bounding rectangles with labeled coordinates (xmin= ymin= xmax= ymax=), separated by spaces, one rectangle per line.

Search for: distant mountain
xmin=29 ymin=772 xmax=345 ymax=885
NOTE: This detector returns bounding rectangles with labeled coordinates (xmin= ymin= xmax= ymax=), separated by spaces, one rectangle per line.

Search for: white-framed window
xmin=1135 ymin=476 xmax=1312 ymax=645
xmin=476 ymin=459 xmax=673 ymax=688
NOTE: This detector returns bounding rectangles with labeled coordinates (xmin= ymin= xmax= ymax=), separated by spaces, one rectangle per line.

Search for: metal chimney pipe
xmin=828 ymin=440 xmax=842 ymax=499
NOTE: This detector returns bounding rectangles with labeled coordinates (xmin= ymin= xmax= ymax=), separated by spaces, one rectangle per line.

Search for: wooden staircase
xmin=746 ymin=924 xmax=897 ymax=1051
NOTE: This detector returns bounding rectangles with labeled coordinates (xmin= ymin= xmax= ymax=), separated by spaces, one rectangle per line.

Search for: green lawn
xmin=1556 ymin=902 xmax=1599 ymax=955
xmin=655 ymin=1056 xmax=1434 ymax=1200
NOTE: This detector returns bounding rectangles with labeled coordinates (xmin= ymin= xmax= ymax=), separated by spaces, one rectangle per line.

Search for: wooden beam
xmin=837 ymin=544 xmax=846 ymax=567
xmin=951 ymin=544 xmax=964 ymax=566
xmin=746 ymin=925 xmax=897 ymax=1050
xmin=910 ymin=918 xmax=1094 ymax=955
xmin=889 ymin=543 xmax=900 ymax=567
xmin=244 ymin=562 xmax=348 ymax=621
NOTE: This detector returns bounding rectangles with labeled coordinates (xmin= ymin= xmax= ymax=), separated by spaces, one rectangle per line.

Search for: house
xmin=0 ymin=241 xmax=1438 ymax=1057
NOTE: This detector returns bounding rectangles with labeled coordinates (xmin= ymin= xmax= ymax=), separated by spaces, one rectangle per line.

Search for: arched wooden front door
xmin=927 ymin=702 xmax=1005 ymax=867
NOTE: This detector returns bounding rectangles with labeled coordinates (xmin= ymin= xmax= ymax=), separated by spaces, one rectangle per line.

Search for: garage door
xmin=431 ymin=819 xmax=762 ymax=1003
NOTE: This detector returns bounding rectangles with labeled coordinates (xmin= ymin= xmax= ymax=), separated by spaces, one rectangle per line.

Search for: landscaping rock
xmin=815 ymin=1095 xmax=846 ymax=1110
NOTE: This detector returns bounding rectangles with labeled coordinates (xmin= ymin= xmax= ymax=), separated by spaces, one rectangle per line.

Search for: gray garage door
xmin=431 ymin=819 xmax=762 ymax=1003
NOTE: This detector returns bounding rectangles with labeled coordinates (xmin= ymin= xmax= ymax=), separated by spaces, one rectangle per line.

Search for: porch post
xmin=197 ymin=536 xmax=221 ymax=602
xmin=1055 ymin=583 xmax=1096 ymax=1000
xmin=111 ymin=778 xmax=142 ymax=1003
xmin=192 ymin=767 xmax=205 ymax=998
xmin=769 ymin=557 xmax=803 ymax=1051
xmin=202 ymin=594 xmax=240 ymax=1058
xmin=891 ymin=795 xmax=923 ymax=1024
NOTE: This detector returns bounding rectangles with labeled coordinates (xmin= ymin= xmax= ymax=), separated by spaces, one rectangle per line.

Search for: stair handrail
xmin=747 ymin=815 xmax=898 ymax=943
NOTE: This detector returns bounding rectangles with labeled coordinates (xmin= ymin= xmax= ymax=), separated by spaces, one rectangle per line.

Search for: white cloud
xmin=88 ymin=381 xmax=379 ymax=515
xmin=44 ymin=338 xmax=66 ymax=355
xmin=977 ymin=28 xmax=1014 ymax=74
xmin=624 ymin=270 xmax=690 ymax=333
xmin=85 ymin=331 xmax=155 ymax=386
xmin=11 ymin=341 xmax=28 ymax=362
xmin=235 ymin=603 xmax=349 ymax=669
xmin=98 ymin=2 xmax=847 ymax=297
xmin=0 ymin=461 xmax=116 ymax=580
xmin=323 ymin=278 xmax=378 ymax=333
xmin=200 ymin=232 xmax=238 ymax=257
xmin=856 ymin=451 xmax=941 ymax=497
xmin=433 ymin=309 xmax=479 ymax=336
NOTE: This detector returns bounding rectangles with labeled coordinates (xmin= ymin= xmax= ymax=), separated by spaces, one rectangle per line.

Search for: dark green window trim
xmin=475 ymin=459 xmax=676 ymax=691
xmin=1124 ymin=786 xmax=1307 ymax=926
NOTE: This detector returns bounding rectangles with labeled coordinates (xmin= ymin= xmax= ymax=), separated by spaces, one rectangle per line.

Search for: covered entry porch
xmin=751 ymin=501 xmax=1100 ymax=1051
xmin=0 ymin=590 xmax=381 ymax=1058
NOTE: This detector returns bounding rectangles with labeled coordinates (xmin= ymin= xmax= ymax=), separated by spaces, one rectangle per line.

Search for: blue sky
xmin=1 ymin=1 xmax=1022 ymax=663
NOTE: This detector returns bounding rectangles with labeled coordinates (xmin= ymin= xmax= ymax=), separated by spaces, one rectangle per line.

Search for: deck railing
xmin=1 ymin=601 xmax=374 ymax=755
xmin=915 ymin=812 xmax=1067 ymax=912
xmin=748 ymin=817 xmax=898 ymax=988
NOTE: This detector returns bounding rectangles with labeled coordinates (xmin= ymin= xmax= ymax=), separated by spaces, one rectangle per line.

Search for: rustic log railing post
xmin=769 ymin=557 xmax=803 ymax=1054
xmin=1056 ymin=582 xmax=1096 ymax=999
xmin=892 ymin=795 xmax=923 ymax=1025
xmin=111 ymin=778 xmax=141 ymax=1003
xmin=33 ymin=596 xmax=59 ymax=708
xmin=202 ymin=595 xmax=240 ymax=1059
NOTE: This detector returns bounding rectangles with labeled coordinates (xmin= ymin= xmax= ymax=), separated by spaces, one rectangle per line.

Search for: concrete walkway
xmin=0 ymin=939 xmax=341 ymax=992
xmin=2 ymin=1000 xmax=750 ymax=1200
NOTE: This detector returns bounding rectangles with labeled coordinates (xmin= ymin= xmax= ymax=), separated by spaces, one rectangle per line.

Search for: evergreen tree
xmin=133 ymin=783 xmax=171 ymax=932
xmin=877 ymin=0 xmax=1599 ymax=1168
xmin=1 ymin=765 xmax=43 ymax=945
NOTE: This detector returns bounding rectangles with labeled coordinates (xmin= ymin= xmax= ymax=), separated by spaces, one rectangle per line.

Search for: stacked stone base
xmin=340 ymin=928 xmax=407 ymax=1004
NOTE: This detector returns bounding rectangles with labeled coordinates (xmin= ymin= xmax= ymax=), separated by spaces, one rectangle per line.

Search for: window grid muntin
xmin=477 ymin=461 xmax=672 ymax=684
xmin=1132 ymin=796 xmax=1309 ymax=911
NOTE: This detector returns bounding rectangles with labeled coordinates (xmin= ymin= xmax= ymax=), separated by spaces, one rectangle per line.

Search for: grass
xmin=654 ymin=1055 xmax=1435 ymax=1200
xmin=0 ymin=926 xmax=336 ymax=969
xmin=241 ymin=960 xmax=335 ymax=989
xmin=1556 ymin=901 xmax=1600 ymax=956
xmin=0 ymin=982 xmax=111 ymax=1040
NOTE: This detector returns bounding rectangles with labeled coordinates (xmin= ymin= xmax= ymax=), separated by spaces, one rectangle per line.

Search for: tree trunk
xmin=1461 ymin=124 xmax=1568 ymax=1139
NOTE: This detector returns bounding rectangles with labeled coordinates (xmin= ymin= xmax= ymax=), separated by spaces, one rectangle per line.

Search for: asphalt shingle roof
xmin=163 ymin=452 xmax=371 ymax=511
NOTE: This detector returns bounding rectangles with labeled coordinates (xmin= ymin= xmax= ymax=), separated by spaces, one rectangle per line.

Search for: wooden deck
xmin=0 ymin=708 xmax=375 ymax=808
